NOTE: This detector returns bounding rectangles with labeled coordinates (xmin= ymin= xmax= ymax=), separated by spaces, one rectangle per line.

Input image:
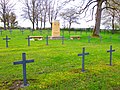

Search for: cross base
xmin=81 ymin=69 xmax=85 ymax=72
xmin=21 ymin=84 xmax=29 ymax=87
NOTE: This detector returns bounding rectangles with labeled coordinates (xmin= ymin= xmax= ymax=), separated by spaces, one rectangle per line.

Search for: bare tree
xmin=0 ymin=0 xmax=15 ymax=30
xmin=6 ymin=12 xmax=17 ymax=29
xmin=35 ymin=0 xmax=44 ymax=29
xmin=42 ymin=0 xmax=48 ymax=29
xmin=48 ymin=0 xmax=75 ymax=29
xmin=21 ymin=0 xmax=39 ymax=30
xmin=9 ymin=12 xmax=18 ymax=28
xmin=48 ymin=0 xmax=62 ymax=29
xmin=60 ymin=7 xmax=80 ymax=29
xmin=80 ymin=0 xmax=120 ymax=37
xmin=20 ymin=0 xmax=75 ymax=29
xmin=102 ymin=9 xmax=119 ymax=34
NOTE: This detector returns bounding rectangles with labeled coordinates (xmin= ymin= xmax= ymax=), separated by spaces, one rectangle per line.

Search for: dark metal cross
xmin=78 ymin=47 xmax=89 ymax=72
xmin=118 ymin=36 xmax=120 ymax=39
xmin=74 ymin=28 xmax=77 ymax=34
xmin=30 ymin=29 xmax=33 ymax=35
xmin=21 ymin=30 xmax=24 ymax=34
xmin=9 ymin=29 xmax=12 ymax=34
xmin=19 ymin=28 xmax=22 ymax=31
xmin=3 ymin=35 xmax=10 ymax=48
xmin=26 ymin=35 xmax=31 ymax=46
xmin=107 ymin=45 xmax=115 ymax=66
xmin=0 ymin=30 xmax=3 ymax=35
xmin=62 ymin=36 xmax=64 ymax=45
xmin=88 ymin=36 xmax=91 ymax=43
xmin=86 ymin=29 xmax=88 ymax=35
xmin=62 ymin=29 xmax=64 ymax=36
xmin=68 ymin=29 xmax=70 ymax=35
xmin=46 ymin=35 xmax=48 ymax=45
xmin=110 ymin=36 xmax=112 ymax=42
xmin=13 ymin=53 xmax=34 ymax=86
xmin=47 ymin=29 xmax=50 ymax=35
xmin=80 ymin=30 xmax=82 ymax=35
xmin=39 ymin=29 xmax=42 ymax=34
xmin=100 ymin=36 xmax=102 ymax=42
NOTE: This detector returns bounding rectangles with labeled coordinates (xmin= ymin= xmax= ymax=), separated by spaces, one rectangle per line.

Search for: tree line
xmin=0 ymin=0 xmax=120 ymax=36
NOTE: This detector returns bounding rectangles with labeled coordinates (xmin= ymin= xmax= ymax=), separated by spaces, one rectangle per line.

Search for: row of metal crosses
xmin=12 ymin=45 xmax=115 ymax=87
xmin=3 ymin=35 xmax=64 ymax=47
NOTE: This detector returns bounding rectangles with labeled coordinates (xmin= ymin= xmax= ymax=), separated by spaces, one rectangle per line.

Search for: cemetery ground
xmin=0 ymin=29 xmax=120 ymax=90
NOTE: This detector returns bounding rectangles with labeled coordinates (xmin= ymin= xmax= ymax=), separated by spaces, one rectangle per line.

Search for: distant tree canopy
xmin=0 ymin=0 xmax=120 ymax=33
xmin=0 ymin=0 xmax=15 ymax=30
xmin=102 ymin=7 xmax=120 ymax=33
xmin=60 ymin=7 xmax=80 ymax=29
xmin=0 ymin=12 xmax=18 ymax=29
xmin=80 ymin=0 xmax=120 ymax=37
xmin=21 ymin=0 xmax=73 ymax=30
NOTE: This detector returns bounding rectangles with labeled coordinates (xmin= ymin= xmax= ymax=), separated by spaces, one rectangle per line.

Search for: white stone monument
xmin=50 ymin=20 xmax=61 ymax=39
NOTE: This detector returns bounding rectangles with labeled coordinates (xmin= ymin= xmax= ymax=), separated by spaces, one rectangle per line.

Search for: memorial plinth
xmin=50 ymin=20 xmax=62 ymax=39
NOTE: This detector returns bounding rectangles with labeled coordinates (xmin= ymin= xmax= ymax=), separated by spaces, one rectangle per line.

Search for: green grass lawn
xmin=0 ymin=29 xmax=120 ymax=90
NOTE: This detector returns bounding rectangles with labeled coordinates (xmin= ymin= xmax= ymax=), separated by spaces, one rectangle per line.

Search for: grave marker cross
xmin=100 ymin=36 xmax=102 ymax=42
xmin=47 ymin=29 xmax=50 ymax=35
xmin=118 ymin=36 xmax=120 ymax=39
xmin=26 ymin=35 xmax=31 ymax=46
xmin=80 ymin=30 xmax=82 ymax=35
xmin=13 ymin=53 xmax=34 ymax=86
xmin=107 ymin=45 xmax=115 ymax=66
xmin=110 ymin=36 xmax=112 ymax=42
xmin=86 ymin=29 xmax=88 ymax=35
xmin=88 ymin=36 xmax=91 ymax=43
xmin=3 ymin=35 xmax=10 ymax=48
xmin=78 ymin=47 xmax=89 ymax=72
xmin=9 ymin=29 xmax=12 ymax=34
xmin=21 ymin=30 xmax=24 ymax=34
xmin=0 ymin=30 xmax=3 ymax=35
xmin=62 ymin=36 xmax=64 ymax=45
xmin=46 ymin=35 xmax=48 ymax=45
xmin=39 ymin=29 xmax=42 ymax=34
xmin=30 ymin=29 xmax=33 ymax=35
xmin=62 ymin=29 xmax=64 ymax=36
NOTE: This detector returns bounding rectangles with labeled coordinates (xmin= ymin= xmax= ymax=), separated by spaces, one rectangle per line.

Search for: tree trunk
xmin=8 ymin=18 xmax=10 ymax=29
xmin=36 ymin=16 xmax=39 ymax=30
xmin=3 ymin=13 xmax=6 ymax=30
xmin=3 ymin=4 xmax=6 ymax=30
xmin=32 ymin=22 xmax=35 ymax=31
xmin=68 ymin=22 xmax=71 ymax=34
xmin=50 ymin=17 xmax=52 ymax=29
xmin=92 ymin=1 xmax=102 ymax=37
xmin=43 ymin=15 xmax=46 ymax=29
xmin=50 ymin=22 xmax=52 ymax=29
xmin=36 ymin=22 xmax=38 ymax=30
xmin=112 ymin=13 xmax=115 ymax=34
xmin=69 ymin=22 xmax=71 ymax=29
xmin=40 ymin=18 xmax=42 ymax=29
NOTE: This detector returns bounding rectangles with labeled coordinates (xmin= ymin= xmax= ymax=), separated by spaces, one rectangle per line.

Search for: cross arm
xmin=85 ymin=52 xmax=89 ymax=55
xmin=3 ymin=38 xmax=10 ymax=40
xmin=25 ymin=37 xmax=32 ymax=39
xmin=13 ymin=61 xmax=23 ymax=65
xmin=26 ymin=60 xmax=34 ymax=63
xmin=107 ymin=50 xmax=115 ymax=52
xmin=78 ymin=52 xmax=89 ymax=56
xmin=78 ymin=54 xmax=83 ymax=56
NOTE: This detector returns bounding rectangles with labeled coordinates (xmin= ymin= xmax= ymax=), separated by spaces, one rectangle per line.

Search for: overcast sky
xmin=12 ymin=0 xmax=96 ymax=28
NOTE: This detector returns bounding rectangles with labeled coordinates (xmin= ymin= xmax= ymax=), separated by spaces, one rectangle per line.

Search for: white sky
xmin=0 ymin=0 xmax=99 ymax=29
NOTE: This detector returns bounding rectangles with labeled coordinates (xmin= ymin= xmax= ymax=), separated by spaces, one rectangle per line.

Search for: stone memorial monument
xmin=50 ymin=20 xmax=61 ymax=39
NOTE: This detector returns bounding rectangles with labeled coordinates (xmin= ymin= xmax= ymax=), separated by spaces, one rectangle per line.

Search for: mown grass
xmin=0 ymin=29 xmax=120 ymax=90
